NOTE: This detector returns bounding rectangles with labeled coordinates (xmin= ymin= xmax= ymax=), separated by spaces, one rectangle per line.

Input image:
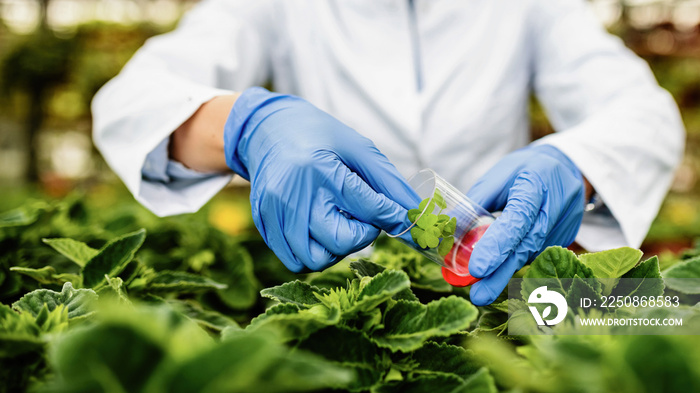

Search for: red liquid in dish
xmin=442 ymin=224 xmax=490 ymax=287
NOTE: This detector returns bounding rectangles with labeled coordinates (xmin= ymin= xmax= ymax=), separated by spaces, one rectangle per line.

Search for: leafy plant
xmin=0 ymin=283 xmax=97 ymax=393
xmin=663 ymin=255 xmax=700 ymax=294
xmin=407 ymin=190 xmax=457 ymax=257
xmin=43 ymin=302 xmax=352 ymax=393
xmin=12 ymin=282 xmax=96 ymax=320
xmin=256 ymin=261 xmax=485 ymax=391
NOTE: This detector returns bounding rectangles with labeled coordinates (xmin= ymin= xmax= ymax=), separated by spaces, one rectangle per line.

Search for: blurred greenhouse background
xmin=1 ymin=0 xmax=700 ymax=252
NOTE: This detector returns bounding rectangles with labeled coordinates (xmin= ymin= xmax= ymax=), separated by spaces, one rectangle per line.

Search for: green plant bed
xmin=1 ymin=195 xmax=700 ymax=393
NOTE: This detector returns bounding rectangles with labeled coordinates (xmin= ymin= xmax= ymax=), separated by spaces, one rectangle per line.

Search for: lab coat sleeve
xmin=92 ymin=0 xmax=274 ymax=216
xmin=529 ymin=0 xmax=685 ymax=250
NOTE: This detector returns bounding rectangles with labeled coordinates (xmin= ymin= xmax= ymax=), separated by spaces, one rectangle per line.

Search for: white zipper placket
xmin=407 ymin=0 xmax=423 ymax=92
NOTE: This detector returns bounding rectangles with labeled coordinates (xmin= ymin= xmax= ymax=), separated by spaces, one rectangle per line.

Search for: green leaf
xmin=213 ymin=243 xmax=261 ymax=310
xmin=408 ymin=209 xmax=421 ymax=223
xmin=393 ymin=287 xmax=420 ymax=302
xmin=611 ymin=256 xmax=664 ymax=298
xmin=247 ymin=303 xmax=339 ymax=342
xmin=663 ymin=256 xmax=700 ymax=294
xmin=438 ymin=236 xmax=455 ymax=257
xmin=406 ymin=263 xmax=454 ymax=293
xmin=623 ymin=335 xmax=700 ymax=393
xmin=350 ymin=259 xmax=386 ymax=278
xmin=352 ymin=270 xmax=411 ymax=313
xmin=485 ymin=300 xmax=509 ymax=313
xmin=261 ymin=281 xmax=325 ymax=307
xmin=444 ymin=217 xmax=457 ymax=236
xmin=9 ymin=266 xmax=70 ymax=286
xmin=300 ymin=326 xmax=378 ymax=367
xmin=0 ymin=202 xmax=47 ymax=227
xmin=566 ymin=275 xmax=601 ymax=306
xmin=473 ymin=311 xmax=508 ymax=335
xmin=169 ymin=300 xmax=239 ymax=332
xmin=314 ymin=285 xmax=355 ymax=313
xmin=117 ymin=258 xmax=143 ymax=285
xmin=526 ymin=247 xmax=593 ymax=279
xmin=164 ymin=330 xmax=354 ymax=393
xmin=0 ymin=302 xmax=15 ymax=321
xmin=410 ymin=342 xmax=481 ymax=380
xmin=375 ymin=368 xmax=496 ymax=393
xmin=375 ymin=374 xmax=464 ymax=393
xmin=372 ymin=296 xmax=478 ymax=352
xmin=433 ymin=190 xmax=447 ymax=210
xmin=44 ymin=303 xmax=215 ymax=392
xmin=416 ymin=213 xmax=438 ymax=230
xmin=421 ymin=228 xmax=440 ymax=249
xmin=102 ymin=276 xmax=131 ymax=304
xmin=418 ymin=198 xmax=436 ymax=215
xmin=12 ymin=282 xmax=97 ymax=319
xmin=625 ymin=256 xmax=662 ymax=279
xmin=579 ymin=247 xmax=643 ymax=295
xmin=411 ymin=227 xmax=428 ymax=248
xmin=42 ymin=238 xmax=98 ymax=267
xmin=147 ymin=271 xmax=227 ymax=293
xmin=352 ymin=259 xmax=418 ymax=301
xmin=306 ymin=266 xmax=356 ymax=290
xmin=220 ymin=325 xmax=244 ymax=341
xmin=187 ymin=249 xmax=216 ymax=271
xmin=34 ymin=303 xmax=69 ymax=333
xmin=438 ymin=226 xmax=449 ymax=238
xmin=522 ymin=246 xmax=599 ymax=299
xmin=48 ymin=321 xmax=167 ymax=392
xmin=503 ymin=299 xmax=541 ymax=335
xmin=418 ymin=235 xmax=435 ymax=250
xmin=82 ymin=229 xmax=146 ymax=288
xmin=460 ymin=368 xmax=498 ymax=393
xmin=436 ymin=221 xmax=446 ymax=233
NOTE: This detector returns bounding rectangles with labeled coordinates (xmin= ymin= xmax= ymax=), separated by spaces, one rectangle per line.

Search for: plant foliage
xmin=0 ymin=196 xmax=699 ymax=393
xmin=408 ymin=191 xmax=457 ymax=256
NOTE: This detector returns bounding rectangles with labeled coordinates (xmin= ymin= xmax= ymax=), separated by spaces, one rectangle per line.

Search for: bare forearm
xmin=169 ymin=94 xmax=240 ymax=173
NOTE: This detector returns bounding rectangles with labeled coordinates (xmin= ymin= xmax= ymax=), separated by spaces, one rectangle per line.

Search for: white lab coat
xmin=92 ymin=0 xmax=685 ymax=251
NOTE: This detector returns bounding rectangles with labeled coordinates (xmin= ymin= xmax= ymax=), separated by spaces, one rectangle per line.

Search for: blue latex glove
xmin=223 ymin=87 xmax=418 ymax=272
xmin=466 ymin=144 xmax=585 ymax=306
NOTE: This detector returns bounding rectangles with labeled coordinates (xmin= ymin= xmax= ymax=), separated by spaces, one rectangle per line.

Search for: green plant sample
xmin=407 ymin=190 xmax=457 ymax=257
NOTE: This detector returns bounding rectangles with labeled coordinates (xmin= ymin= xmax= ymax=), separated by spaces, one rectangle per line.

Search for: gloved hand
xmin=223 ymin=87 xmax=418 ymax=272
xmin=465 ymin=144 xmax=585 ymax=306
